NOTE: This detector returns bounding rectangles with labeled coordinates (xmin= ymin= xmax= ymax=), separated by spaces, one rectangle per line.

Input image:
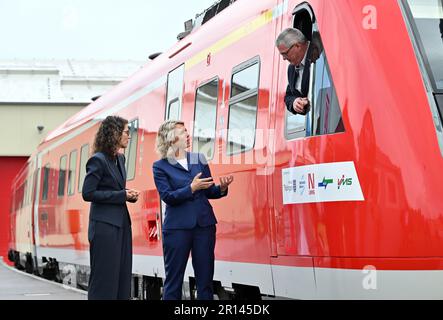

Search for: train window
xmin=78 ymin=144 xmax=89 ymax=193
xmin=227 ymin=58 xmax=260 ymax=155
xmin=167 ymin=99 xmax=180 ymax=121
xmin=42 ymin=164 xmax=50 ymax=201
xmin=402 ymin=0 xmax=443 ymax=156
xmin=286 ymin=112 xmax=307 ymax=138
xmin=285 ymin=19 xmax=344 ymax=139
xmin=193 ymin=78 xmax=218 ymax=160
xmin=231 ymin=64 xmax=260 ymax=97
xmin=124 ymin=119 xmax=139 ymax=180
xmin=309 ymin=50 xmax=345 ymax=136
xmin=68 ymin=150 xmax=77 ymax=196
xmin=58 ymin=155 xmax=67 ymax=197
xmin=403 ymin=0 xmax=443 ymax=93
xmin=165 ymin=64 xmax=185 ymax=120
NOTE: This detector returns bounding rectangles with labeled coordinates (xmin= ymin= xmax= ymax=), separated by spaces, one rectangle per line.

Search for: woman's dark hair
xmin=93 ymin=115 xmax=128 ymax=157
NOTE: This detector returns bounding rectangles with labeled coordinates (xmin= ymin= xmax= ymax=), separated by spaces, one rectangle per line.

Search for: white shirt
xmin=295 ymin=42 xmax=310 ymax=93
xmin=176 ymin=157 xmax=188 ymax=171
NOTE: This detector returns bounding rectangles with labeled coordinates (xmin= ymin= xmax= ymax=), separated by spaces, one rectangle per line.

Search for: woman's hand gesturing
xmin=220 ymin=175 xmax=234 ymax=193
xmin=190 ymin=172 xmax=214 ymax=193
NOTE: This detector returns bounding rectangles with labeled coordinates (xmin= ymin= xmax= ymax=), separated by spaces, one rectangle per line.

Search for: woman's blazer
xmin=82 ymin=152 xmax=130 ymax=227
xmin=152 ymin=152 xmax=227 ymax=230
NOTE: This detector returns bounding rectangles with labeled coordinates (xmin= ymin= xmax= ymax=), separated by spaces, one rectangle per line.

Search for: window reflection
xmin=285 ymin=32 xmax=344 ymax=139
xmin=125 ymin=119 xmax=139 ymax=180
xmin=58 ymin=156 xmax=67 ymax=197
xmin=193 ymin=79 xmax=218 ymax=160
xmin=68 ymin=150 xmax=77 ymax=196
xmin=78 ymin=144 xmax=89 ymax=193
xmin=231 ymin=63 xmax=259 ymax=98
xmin=42 ymin=164 xmax=50 ymax=201
xmin=166 ymin=64 xmax=185 ymax=120
xmin=311 ymin=54 xmax=344 ymax=135
xmin=406 ymin=0 xmax=443 ymax=91
xmin=168 ymin=99 xmax=180 ymax=120
xmin=227 ymin=95 xmax=258 ymax=154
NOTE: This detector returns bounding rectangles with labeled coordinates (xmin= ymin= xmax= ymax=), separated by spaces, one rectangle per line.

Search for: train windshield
xmin=404 ymin=0 xmax=443 ymax=92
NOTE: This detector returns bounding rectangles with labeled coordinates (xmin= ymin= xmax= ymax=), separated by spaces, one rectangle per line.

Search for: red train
xmin=8 ymin=0 xmax=443 ymax=299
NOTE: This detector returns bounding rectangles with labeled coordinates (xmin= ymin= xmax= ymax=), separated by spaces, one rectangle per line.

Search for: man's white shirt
xmin=295 ymin=42 xmax=310 ymax=93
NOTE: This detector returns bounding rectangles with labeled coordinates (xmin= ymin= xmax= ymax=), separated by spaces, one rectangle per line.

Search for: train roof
xmin=41 ymin=0 xmax=246 ymax=146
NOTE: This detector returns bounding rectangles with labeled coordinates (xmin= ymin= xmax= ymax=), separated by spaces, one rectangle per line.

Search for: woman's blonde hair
xmin=155 ymin=120 xmax=185 ymax=159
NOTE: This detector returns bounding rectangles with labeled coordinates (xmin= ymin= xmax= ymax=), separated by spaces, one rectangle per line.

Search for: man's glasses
xmin=280 ymin=43 xmax=295 ymax=58
xmin=122 ymin=129 xmax=130 ymax=136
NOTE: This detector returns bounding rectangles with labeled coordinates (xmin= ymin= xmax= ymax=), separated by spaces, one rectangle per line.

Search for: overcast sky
xmin=0 ymin=0 xmax=217 ymax=61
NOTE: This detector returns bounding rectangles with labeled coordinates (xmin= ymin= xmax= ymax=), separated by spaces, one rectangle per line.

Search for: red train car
xmin=8 ymin=0 xmax=443 ymax=299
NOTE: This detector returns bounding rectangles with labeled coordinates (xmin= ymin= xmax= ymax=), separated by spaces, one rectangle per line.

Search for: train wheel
xmin=25 ymin=253 xmax=34 ymax=274
xmin=143 ymin=275 xmax=163 ymax=300
xmin=232 ymin=283 xmax=262 ymax=300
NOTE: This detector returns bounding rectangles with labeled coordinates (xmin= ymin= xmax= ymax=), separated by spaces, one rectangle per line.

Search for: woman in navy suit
xmin=153 ymin=120 xmax=233 ymax=300
xmin=82 ymin=115 xmax=140 ymax=300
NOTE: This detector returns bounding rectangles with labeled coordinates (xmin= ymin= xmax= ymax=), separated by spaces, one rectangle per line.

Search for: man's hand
xmin=126 ymin=189 xmax=140 ymax=203
xmin=292 ymin=97 xmax=310 ymax=114
xmin=191 ymin=173 xmax=214 ymax=193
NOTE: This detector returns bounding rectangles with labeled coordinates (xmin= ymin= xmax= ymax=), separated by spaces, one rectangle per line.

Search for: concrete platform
xmin=0 ymin=257 xmax=87 ymax=300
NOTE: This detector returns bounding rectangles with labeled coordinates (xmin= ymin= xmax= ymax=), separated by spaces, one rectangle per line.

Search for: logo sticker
xmin=282 ymin=162 xmax=364 ymax=204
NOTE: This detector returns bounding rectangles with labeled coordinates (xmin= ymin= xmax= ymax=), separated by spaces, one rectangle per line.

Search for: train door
xmin=271 ymin=1 xmax=346 ymax=257
xmin=157 ymin=63 xmax=186 ymax=235
xmin=31 ymin=153 xmax=42 ymax=263
xmin=27 ymin=157 xmax=40 ymax=271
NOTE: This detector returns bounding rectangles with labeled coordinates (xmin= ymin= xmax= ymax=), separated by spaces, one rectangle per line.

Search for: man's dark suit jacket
xmin=284 ymin=48 xmax=312 ymax=115
xmin=82 ymin=152 xmax=130 ymax=227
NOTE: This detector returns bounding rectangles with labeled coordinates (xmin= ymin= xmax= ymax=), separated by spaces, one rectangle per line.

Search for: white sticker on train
xmin=282 ymin=161 xmax=364 ymax=204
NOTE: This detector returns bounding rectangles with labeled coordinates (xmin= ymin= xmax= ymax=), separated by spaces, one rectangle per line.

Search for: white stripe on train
xmin=36 ymin=246 xmax=443 ymax=299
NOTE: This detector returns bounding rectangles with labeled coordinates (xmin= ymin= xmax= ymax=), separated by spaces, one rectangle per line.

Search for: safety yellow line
xmin=185 ymin=8 xmax=275 ymax=71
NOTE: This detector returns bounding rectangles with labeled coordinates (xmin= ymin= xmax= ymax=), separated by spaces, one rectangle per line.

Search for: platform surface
xmin=0 ymin=257 xmax=87 ymax=300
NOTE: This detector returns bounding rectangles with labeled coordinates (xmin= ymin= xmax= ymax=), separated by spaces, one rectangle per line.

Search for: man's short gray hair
xmin=275 ymin=28 xmax=307 ymax=48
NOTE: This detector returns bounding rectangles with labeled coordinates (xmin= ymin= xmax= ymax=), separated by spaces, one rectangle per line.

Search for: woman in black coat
xmin=82 ymin=115 xmax=140 ymax=300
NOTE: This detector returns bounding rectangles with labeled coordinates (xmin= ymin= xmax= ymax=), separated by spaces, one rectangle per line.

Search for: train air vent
xmin=149 ymin=52 xmax=162 ymax=60
xmin=193 ymin=0 xmax=236 ymax=30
